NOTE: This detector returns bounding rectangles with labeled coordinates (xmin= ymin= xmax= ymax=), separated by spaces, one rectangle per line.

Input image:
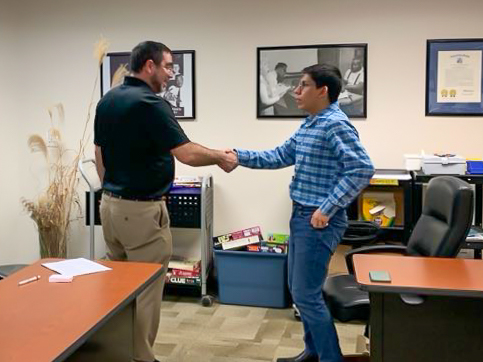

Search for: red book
xmin=171 ymin=268 xmax=200 ymax=277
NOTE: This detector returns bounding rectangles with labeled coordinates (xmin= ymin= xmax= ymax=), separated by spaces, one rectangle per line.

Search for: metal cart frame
xmin=166 ymin=175 xmax=214 ymax=306
xmin=79 ymin=160 xmax=215 ymax=305
xmin=78 ymin=158 xmax=101 ymax=260
xmin=199 ymin=175 xmax=214 ymax=304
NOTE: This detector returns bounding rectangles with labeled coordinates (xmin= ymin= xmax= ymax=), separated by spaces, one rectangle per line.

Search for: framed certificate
xmin=426 ymin=39 xmax=483 ymax=116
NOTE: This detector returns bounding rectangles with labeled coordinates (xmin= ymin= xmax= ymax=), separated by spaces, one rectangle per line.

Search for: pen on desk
xmin=18 ymin=275 xmax=41 ymax=286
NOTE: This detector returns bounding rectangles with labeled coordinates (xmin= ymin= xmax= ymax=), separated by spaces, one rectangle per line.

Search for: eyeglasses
xmin=296 ymin=80 xmax=316 ymax=89
xmin=162 ymin=64 xmax=174 ymax=72
xmin=150 ymin=59 xmax=174 ymax=73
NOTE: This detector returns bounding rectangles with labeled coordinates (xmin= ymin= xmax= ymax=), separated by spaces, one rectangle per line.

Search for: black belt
xmin=103 ymin=190 xmax=166 ymax=202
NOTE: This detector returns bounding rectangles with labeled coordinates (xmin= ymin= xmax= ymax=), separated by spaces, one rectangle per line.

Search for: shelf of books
xmin=164 ymin=175 xmax=214 ymax=306
xmin=167 ymin=259 xmax=201 ymax=287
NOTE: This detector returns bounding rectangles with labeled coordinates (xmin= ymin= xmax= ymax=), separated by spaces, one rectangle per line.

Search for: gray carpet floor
xmin=154 ymin=245 xmax=365 ymax=361
xmin=154 ymin=296 xmax=365 ymax=362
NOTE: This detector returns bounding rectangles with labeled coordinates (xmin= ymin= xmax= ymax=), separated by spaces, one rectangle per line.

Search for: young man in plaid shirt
xmin=230 ymin=64 xmax=374 ymax=362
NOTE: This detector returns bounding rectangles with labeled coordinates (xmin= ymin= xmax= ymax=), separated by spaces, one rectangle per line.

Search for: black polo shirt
xmin=94 ymin=76 xmax=189 ymax=199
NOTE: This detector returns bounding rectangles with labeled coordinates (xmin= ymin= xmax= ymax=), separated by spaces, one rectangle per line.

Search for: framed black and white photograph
xmin=257 ymin=43 xmax=367 ymax=119
xmin=101 ymin=50 xmax=196 ymax=119
xmin=426 ymin=39 xmax=483 ymax=116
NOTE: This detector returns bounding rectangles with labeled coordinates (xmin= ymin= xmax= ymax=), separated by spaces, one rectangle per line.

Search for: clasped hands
xmin=217 ymin=149 xmax=238 ymax=173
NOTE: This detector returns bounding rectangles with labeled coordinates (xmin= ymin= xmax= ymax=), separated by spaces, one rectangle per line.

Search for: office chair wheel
xmin=201 ymin=295 xmax=214 ymax=307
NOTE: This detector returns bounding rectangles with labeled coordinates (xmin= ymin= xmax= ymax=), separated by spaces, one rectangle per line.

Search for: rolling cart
xmin=79 ymin=160 xmax=215 ymax=306
xmin=165 ymin=175 xmax=215 ymax=307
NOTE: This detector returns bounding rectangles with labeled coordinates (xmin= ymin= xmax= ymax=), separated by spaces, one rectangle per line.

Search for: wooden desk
xmin=0 ymin=259 xmax=163 ymax=362
xmin=354 ymin=254 xmax=483 ymax=362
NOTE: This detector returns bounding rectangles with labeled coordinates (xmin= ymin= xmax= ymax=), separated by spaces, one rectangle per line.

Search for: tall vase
xmin=39 ymin=226 xmax=67 ymax=259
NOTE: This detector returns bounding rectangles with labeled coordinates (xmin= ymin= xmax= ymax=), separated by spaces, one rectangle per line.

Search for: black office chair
xmin=323 ymin=176 xmax=474 ymax=323
xmin=340 ymin=220 xmax=380 ymax=249
xmin=293 ymin=220 xmax=379 ymax=320
xmin=0 ymin=264 xmax=28 ymax=280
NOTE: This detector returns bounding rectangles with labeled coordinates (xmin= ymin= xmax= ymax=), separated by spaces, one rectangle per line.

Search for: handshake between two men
xmin=217 ymin=149 xmax=238 ymax=173
xmin=171 ymin=143 xmax=238 ymax=173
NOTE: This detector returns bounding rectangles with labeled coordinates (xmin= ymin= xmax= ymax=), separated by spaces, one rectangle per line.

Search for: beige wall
xmin=1 ymin=0 xmax=483 ymax=263
xmin=0 ymin=4 xmax=39 ymax=262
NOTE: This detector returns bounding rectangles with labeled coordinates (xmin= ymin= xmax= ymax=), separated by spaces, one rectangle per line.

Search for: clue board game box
xmin=213 ymin=226 xmax=263 ymax=250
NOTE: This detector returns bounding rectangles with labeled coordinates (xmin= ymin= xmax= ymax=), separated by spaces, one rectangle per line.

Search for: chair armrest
xmin=342 ymin=220 xmax=381 ymax=245
xmin=345 ymin=245 xmax=407 ymax=274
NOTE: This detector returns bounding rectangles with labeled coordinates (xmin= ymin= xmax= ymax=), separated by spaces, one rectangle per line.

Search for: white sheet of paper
xmin=372 ymin=173 xmax=412 ymax=180
xmin=42 ymin=258 xmax=112 ymax=277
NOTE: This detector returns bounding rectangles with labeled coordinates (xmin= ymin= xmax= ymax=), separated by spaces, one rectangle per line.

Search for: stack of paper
xmin=42 ymin=258 xmax=112 ymax=277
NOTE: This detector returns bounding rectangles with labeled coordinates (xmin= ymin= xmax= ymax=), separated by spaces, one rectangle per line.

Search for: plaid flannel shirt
xmin=236 ymin=102 xmax=375 ymax=217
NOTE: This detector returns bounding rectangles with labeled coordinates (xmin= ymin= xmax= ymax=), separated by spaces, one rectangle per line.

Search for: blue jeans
xmin=288 ymin=203 xmax=347 ymax=362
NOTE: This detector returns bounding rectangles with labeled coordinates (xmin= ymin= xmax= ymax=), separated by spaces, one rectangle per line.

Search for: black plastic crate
xmin=86 ymin=187 xmax=203 ymax=228
xmin=166 ymin=190 xmax=201 ymax=228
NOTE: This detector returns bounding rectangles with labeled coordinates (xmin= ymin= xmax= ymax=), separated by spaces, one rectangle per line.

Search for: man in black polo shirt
xmin=94 ymin=41 xmax=235 ymax=362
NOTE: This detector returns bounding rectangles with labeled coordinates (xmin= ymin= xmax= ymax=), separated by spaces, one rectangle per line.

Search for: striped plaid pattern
xmin=236 ymin=102 xmax=375 ymax=217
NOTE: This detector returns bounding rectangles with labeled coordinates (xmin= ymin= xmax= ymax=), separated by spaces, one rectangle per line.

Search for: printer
xmin=422 ymin=154 xmax=466 ymax=175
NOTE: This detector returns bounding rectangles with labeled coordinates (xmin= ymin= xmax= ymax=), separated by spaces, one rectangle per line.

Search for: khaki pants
xmin=100 ymin=194 xmax=172 ymax=362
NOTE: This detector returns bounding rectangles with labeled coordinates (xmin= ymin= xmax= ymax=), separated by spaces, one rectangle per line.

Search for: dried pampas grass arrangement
xmin=111 ymin=63 xmax=129 ymax=88
xmin=21 ymin=37 xmax=110 ymax=258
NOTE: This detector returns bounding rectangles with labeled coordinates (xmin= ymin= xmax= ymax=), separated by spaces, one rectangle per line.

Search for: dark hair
xmin=302 ymin=64 xmax=342 ymax=103
xmin=275 ymin=62 xmax=288 ymax=70
xmin=130 ymin=41 xmax=172 ymax=73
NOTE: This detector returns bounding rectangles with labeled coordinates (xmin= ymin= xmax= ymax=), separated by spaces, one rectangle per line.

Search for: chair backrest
xmin=407 ymin=176 xmax=473 ymax=257
xmin=0 ymin=264 xmax=28 ymax=279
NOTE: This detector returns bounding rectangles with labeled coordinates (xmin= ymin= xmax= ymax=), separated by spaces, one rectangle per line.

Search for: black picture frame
xmin=426 ymin=39 xmax=483 ymax=116
xmin=100 ymin=50 xmax=196 ymax=120
xmin=257 ymin=43 xmax=367 ymax=119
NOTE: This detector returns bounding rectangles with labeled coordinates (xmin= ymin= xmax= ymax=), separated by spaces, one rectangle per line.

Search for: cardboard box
xmin=361 ymin=192 xmax=396 ymax=227
xmin=404 ymin=154 xmax=422 ymax=171
xmin=267 ymin=233 xmax=289 ymax=244
xmin=214 ymin=226 xmax=263 ymax=250
xmin=358 ymin=187 xmax=404 ymax=227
